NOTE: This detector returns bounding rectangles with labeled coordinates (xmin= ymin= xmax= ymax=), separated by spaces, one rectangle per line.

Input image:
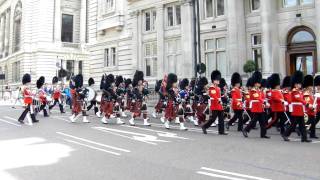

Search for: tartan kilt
xmin=101 ymin=101 xmax=113 ymax=117
xmin=165 ymin=100 xmax=177 ymax=121
xmin=196 ymin=103 xmax=207 ymax=123
xmin=72 ymin=99 xmax=83 ymax=114
xmin=131 ymin=100 xmax=142 ymax=117
xmin=155 ymin=100 xmax=163 ymax=113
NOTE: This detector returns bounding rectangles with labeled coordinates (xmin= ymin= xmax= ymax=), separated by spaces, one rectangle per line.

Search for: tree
xmin=243 ymin=60 xmax=256 ymax=76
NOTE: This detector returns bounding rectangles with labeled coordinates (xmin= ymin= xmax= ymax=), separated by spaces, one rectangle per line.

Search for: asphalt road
xmin=0 ymin=106 xmax=319 ymax=180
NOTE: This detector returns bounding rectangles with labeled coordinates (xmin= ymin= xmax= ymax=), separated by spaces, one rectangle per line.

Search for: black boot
xmin=43 ymin=109 xmax=49 ymax=117
xmin=59 ymin=104 xmax=65 ymax=113
xmin=31 ymin=114 xmax=39 ymax=123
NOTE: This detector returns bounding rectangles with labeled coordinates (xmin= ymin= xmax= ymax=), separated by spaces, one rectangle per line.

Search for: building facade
xmin=0 ymin=0 xmax=89 ymax=87
xmin=1 ymin=0 xmax=320 ymax=88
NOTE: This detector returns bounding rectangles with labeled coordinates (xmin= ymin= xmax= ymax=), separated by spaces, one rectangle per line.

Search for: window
xmin=251 ymin=34 xmax=262 ymax=71
xmin=251 ymin=0 xmax=260 ymax=11
xmin=205 ymin=0 xmax=213 ymax=18
xmin=66 ymin=60 xmax=75 ymax=80
xmin=12 ymin=61 xmax=20 ymax=82
xmin=144 ymin=10 xmax=156 ymax=32
xmin=166 ymin=5 xmax=181 ymax=27
xmin=204 ymin=37 xmax=227 ymax=77
xmin=216 ymin=0 xmax=225 ymax=17
xmin=99 ymin=0 xmax=115 ymax=16
xmin=166 ymin=39 xmax=182 ymax=76
xmin=13 ymin=1 xmax=22 ymax=53
xmin=283 ymin=0 xmax=313 ymax=7
xmin=291 ymin=31 xmax=315 ymax=43
xmin=104 ymin=47 xmax=117 ymax=67
xmin=78 ymin=61 xmax=83 ymax=75
xmin=144 ymin=42 xmax=157 ymax=77
xmin=205 ymin=0 xmax=224 ymax=18
xmin=61 ymin=14 xmax=74 ymax=42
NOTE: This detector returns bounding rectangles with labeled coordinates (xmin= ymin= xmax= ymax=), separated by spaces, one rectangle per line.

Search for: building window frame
xmin=283 ymin=0 xmax=314 ymax=8
xmin=251 ymin=34 xmax=262 ymax=71
xmin=104 ymin=47 xmax=117 ymax=68
xmin=144 ymin=41 xmax=157 ymax=77
xmin=61 ymin=14 xmax=74 ymax=43
xmin=204 ymin=0 xmax=225 ymax=20
xmin=204 ymin=37 xmax=227 ymax=77
xmin=165 ymin=4 xmax=181 ymax=28
xmin=250 ymin=0 xmax=260 ymax=12
xmin=143 ymin=9 xmax=157 ymax=33
xmin=99 ymin=0 xmax=116 ymax=17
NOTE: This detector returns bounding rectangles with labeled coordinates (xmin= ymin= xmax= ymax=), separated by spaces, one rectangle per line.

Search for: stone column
xmin=130 ymin=10 xmax=139 ymax=72
xmin=181 ymin=0 xmax=194 ymax=78
xmin=227 ymin=0 xmax=246 ymax=76
xmin=4 ymin=9 xmax=11 ymax=56
xmin=0 ymin=14 xmax=4 ymax=56
xmin=156 ymin=5 xmax=165 ymax=78
xmin=54 ymin=0 xmax=61 ymax=42
xmin=80 ymin=0 xmax=87 ymax=44
xmin=315 ymin=0 xmax=320 ymax=72
xmin=261 ymin=0 xmax=278 ymax=76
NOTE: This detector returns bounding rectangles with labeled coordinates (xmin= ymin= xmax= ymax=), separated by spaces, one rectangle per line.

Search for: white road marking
xmin=121 ymin=125 xmax=190 ymax=140
xmin=0 ymin=118 xmax=21 ymax=127
xmin=52 ymin=116 xmax=70 ymax=122
xmin=4 ymin=116 xmax=19 ymax=122
xmin=62 ymin=139 xmax=121 ymax=156
xmin=57 ymin=132 xmax=130 ymax=153
xmin=199 ymin=167 xmax=272 ymax=180
xmin=93 ymin=126 xmax=169 ymax=145
xmin=197 ymin=171 xmax=246 ymax=180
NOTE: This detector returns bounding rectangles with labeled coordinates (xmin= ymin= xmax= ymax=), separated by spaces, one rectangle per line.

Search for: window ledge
xmin=97 ymin=12 xmax=125 ymax=32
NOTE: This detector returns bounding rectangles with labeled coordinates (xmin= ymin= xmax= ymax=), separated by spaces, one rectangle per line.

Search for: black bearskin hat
xmin=314 ymin=75 xmax=320 ymax=86
xmin=36 ymin=76 xmax=45 ymax=89
xmin=133 ymin=70 xmax=144 ymax=87
xmin=282 ymin=76 xmax=291 ymax=89
xmin=88 ymin=78 xmax=95 ymax=86
xmin=303 ymin=75 xmax=314 ymax=88
xmin=179 ymin=78 xmax=189 ymax=90
xmin=74 ymin=74 xmax=83 ymax=88
xmin=219 ymin=78 xmax=227 ymax=89
xmin=104 ymin=74 xmax=115 ymax=90
xmin=231 ymin=72 xmax=242 ymax=87
xmin=246 ymin=78 xmax=253 ymax=88
xmin=251 ymin=71 xmax=262 ymax=85
xmin=166 ymin=73 xmax=178 ymax=91
xmin=125 ymin=78 xmax=132 ymax=88
xmin=22 ymin=74 xmax=31 ymax=85
xmin=211 ymin=70 xmax=221 ymax=82
xmin=155 ymin=80 xmax=162 ymax=92
xmin=291 ymin=71 xmax=304 ymax=88
xmin=269 ymin=73 xmax=280 ymax=89
xmin=115 ymin=76 xmax=124 ymax=87
xmin=52 ymin=76 xmax=59 ymax=84
xmin=195 ymin=77 xmax=208 ymax=95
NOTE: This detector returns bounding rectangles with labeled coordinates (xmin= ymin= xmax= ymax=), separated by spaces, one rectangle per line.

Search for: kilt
xmin=165 ymin=100 xmax=177 ymax=121
xmin=72 ymin=99 xmax=82 ymax=114
xmin=126 ymin=99 xmax=133 ymax=110
xmin=101 ymin=101 xmax=114 ymax=117
xmin=131 ymin=100 xmax=142 ymax=117
xmin=155 ymin=100 xmax=163 ymax=113
xmin=196 ymin=103 xmax=207 ymax=124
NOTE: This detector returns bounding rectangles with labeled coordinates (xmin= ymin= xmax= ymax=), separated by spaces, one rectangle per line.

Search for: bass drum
xmin=95 ymin=91 xmax=102 ymax=103
xmin=85 ymin=87 xmax=96 ymax=102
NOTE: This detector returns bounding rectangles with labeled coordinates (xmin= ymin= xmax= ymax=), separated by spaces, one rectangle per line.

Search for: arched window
xmin=291 ymin=31 xmax=315 ymax=43
xmin=13 ymin=1 xmax=22 ymax=53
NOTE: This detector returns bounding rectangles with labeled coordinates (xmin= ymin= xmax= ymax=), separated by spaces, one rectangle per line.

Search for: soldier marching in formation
xmin=16 ymin=68 xmax=320 ymax=143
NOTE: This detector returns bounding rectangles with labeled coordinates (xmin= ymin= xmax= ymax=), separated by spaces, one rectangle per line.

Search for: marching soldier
xmin=303 ymin=75 xmax=317 ymax=139
xmin=36 ymin=76 xmax=49 ymax=117
xmin=311 ymin=75 xmax=320 ymax=139
xmin=282 ymin=71 xmax=311 ymax=142
xmin=194 ymin=77 xmax=209 ymax=126
xmin=226 ymin=72 xmax=244 ymax=131
xmin=243 ymin=78 xmax=253 ymax=125
xmin=202 ymin=70 xmax=227 ymax=135
xmin=153 ymin=80 xmax=165 ymax=120
xmin=18 ymin=74 xmax=38 ymax=125
xmin=242 ymin=71 xmax=270 ymax=139
xmin=49 ymin=76 xmax=65 ymax=113
xmin=115 ymin=76 xmax=127 ymax=117
xmin=87 ymin=77 xmax=100 ymax=116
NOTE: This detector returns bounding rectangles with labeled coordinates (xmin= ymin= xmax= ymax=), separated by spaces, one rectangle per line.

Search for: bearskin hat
xmin=246 ymin=77 xmax=253 ymax=88
xmin=219 ymin=78 xmax=227 ymax=89
xmin=115 ymin=76 xmax=124 ymax=87
xmin=155 ymin=80 xmax=162 ymax=92
xmin=251 ymin=71 xmax=262 ymax=85
xmin=282 ymin=76 xmax=291 ymax=89
xmin=291 ymin=71 xmax=304 ymax=88
xmin=125 ymin=78 xmax=132 ymax=88
xmin=166 ymin=73 xmax=178 ymax=91
xmin=88 ymin=78 xmax=95 ymax=86
xmin=261 ymin=79 xmax=267 ymax=88
xmin=314 ymin=75 xmax=320 ymax=86
xmin=74 ymin=74 xmax=83 ymax=88
xmin=179 ymin=78 xmax=189 ymax=90
xmin=104 ymin=74 xmax=115 ymax=90
xmin=22 ymin=74 xmax=31 ymax=85
xmin=36 ymin=76 xmax=45 ymax=89
xmin=195 ymin=77 xmax=208 ymax=95
xmin=303 ymin=75 xmax=314 ymax=88
xmin=269 ymin=73 xmax=280 ymax=89
xmin=133 ymin=70 xmax=144 ymax=87
xmin=211 ymin=70 xmax=221 ymax=82
xmin=231 ymin=72 xmax=242 ymax=87
xmin=52 ymin=76 xmax=59 ymax=84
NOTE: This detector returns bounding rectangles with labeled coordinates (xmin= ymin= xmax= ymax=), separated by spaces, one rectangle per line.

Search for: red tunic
xmin=282 ymin=89 xmax=291 ymax=112
xmin=289 ymin=89 xmax=306 ymax=117
xmin=303 ymin=91 xmax=315 ymax=117
xmin=53 ymin=87 xmax=61 ymax=100
xmin=23 ymin=87 xmax=33 ymax=105
xmin=249 ymin=88 xmax=264 ymax=113
xmin=270 ymin=89 xmax=285 ymax=112
xmin=231 ymin=87 xmax=243 ymax=110
xmin=244 ymin=91 xmax=251 ymax=110
xmin=38 ymin=89 xmax=47 ymax=104
xmin=209 ymin=85 xmax=223 ymax=111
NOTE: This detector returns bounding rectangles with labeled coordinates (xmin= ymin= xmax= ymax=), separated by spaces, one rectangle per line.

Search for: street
xmin=0 ymin=106 xmax=319 ymax=180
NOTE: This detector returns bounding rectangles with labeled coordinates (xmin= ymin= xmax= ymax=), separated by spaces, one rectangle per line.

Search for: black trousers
xmin=39 ymin=104 xmax=49 ymax=117
xmin=244 ymin=112 xmax=267 ymax=137
xmin=283 ymin=116 xmax=308 ymax=141
xmin=307 ymin=114 xmax=320 ymax=138
xmin=243 ymin=110 xmax=252 ymax=124
xmin=18 ymin=104 xmax=37 ymax=122
xmin=228 ymin=110 xmax=243 ymax=131
xmin=87 ymin=100 xmax=99 ymax=114
xmin=49 ymin=99 xmax=64 ymax=113
xmin=202 ymin=110 xmax=225 ymax=134
xmin=267 ymin=112 xmax=287 ymax=134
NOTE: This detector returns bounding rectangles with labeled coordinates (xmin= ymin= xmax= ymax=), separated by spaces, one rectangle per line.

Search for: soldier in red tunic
xmin=303 ymin=75 xmax=317 ymax=139
xmin=243 ymin=78 xmax=253 ymax=125
xmin=242 ymin=71 xmax=270 ymax=138
xmin=36 ymin=76 xmax=49 ymax=117
xmin=226 ymin=72 xmax=244 ymax=131
xmin=18 ymin=74 xmax=38 ymax=125
xmin=266 ymin=74 xmax=288 ymax=134
xmin=202 ymin=70 xmax=227 ymax=135
xmin=310 ymin=75 xmax=320 ymax=139
xmin=282 ymin=71 xmax=311 ymax=142
xmin=49 ymin=76 xmax=65 ymax=113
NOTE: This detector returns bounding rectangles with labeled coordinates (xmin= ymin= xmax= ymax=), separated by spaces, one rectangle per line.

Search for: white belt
xmin=249 ymin=100 xmax=259 ymax=109
xmin=289 ymin=102 xmax=305 ymax=113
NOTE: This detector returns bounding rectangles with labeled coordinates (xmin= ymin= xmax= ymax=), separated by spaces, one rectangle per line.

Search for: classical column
xmin=54 ymin=0 xmax=61 ymax=42
xmin=156 ymin=5 xmax=165 ymax=78
xmin=4 ymin=9 xmax=11 ymax=56
xmin=0 ymin=14 xmax=4 ymax=56
xmin=227 ymin=0 xmax=246 ymax=76
xmin=181 ymin=0 xmax=194 ymax=78
xmin=315 ymin=0 xmax=320 ymax=72
xmin=130 ymin=10 xmax=139 ymax=71
xmin=80 ymin=0 xmax=87 ymax=44
xmin=261 ymin=0 xmax=278 ymax=76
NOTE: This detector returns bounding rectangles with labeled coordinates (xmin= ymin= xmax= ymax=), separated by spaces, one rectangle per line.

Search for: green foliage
xmin=243 ymin=60 xmax=256 ymax=73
